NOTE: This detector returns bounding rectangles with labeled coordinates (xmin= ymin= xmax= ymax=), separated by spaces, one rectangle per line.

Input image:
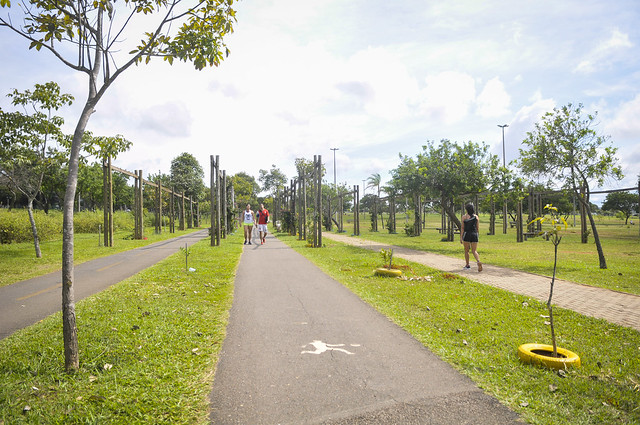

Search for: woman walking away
xmin=460 ymin=203 xmax=482 ymax=272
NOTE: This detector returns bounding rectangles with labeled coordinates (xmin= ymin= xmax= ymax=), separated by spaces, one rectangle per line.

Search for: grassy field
xmin=0 ymin=227 xmax=206 ymax=288
xmin=0 ymin=232 xmax=242 ymax=424
xmin=339 ymin=212 xmax=640 ymax=295
xmin=278 ymin=233 xmax=640 ymax=425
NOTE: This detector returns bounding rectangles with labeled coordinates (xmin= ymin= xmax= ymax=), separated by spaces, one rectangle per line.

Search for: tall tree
xmin=601 ymin=191 xmax=638 ymax=224
xmin=170 ymin=152 xmax=205 ymax=200
xmin=231 ymin=172 xmax=260 ymax=209
xmin=518 ymin=103 xmax=623 ymax=269
xmin=258 ymin=164 xmax=287 ymax=196
xmin=0 ymin=82 xmax=73 ymax=257
xmin=414 ymin=140 xmax=493 ymax=229
xmin=1 ymin=0 xmax=236 ymax=371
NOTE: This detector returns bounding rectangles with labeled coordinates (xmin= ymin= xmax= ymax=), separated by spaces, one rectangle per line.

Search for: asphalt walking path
xmin=208 ymin=234 xmax=524 ymax=425
xmin=0 ymin=230 xmax=209 ymax=340
xmin=322 ymin=233 xmax=640 ymax=333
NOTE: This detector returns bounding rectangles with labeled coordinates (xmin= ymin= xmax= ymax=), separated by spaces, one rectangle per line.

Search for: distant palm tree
xmin=366 ymin=173 xmax=382 ymax=197
xmin=367 ymin=173 xmax=384 ymax=229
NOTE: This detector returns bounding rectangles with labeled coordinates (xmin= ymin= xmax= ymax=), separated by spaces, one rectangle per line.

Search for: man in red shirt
xmin=257 ymin=203 xmax=269 ymax=245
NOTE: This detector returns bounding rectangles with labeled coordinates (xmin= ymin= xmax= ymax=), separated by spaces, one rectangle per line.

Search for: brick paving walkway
xmin=323 ymin=233 xmax=640 ymax=332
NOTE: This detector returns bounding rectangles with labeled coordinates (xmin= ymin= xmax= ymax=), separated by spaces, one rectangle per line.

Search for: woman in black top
xmin=460 ymin=203 xmax=482 ymax=271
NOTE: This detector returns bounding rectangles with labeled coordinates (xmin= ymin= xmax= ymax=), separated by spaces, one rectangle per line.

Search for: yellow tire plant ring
xmin=374 ymin=268 xmax=402 ymax=277
xmin=517 ymin=343 xmax=581 ymax=370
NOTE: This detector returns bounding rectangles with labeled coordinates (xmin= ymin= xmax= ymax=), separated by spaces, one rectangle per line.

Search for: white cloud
xmin=476 ymin=77 xmax=511 ymax=118
xmin=574 ymin=28 xmax=633 ymax=74
xmin=416 ymin=71 xmax=476 ymax=124
xmin=607 ymin=93 xmax=640 ymax=139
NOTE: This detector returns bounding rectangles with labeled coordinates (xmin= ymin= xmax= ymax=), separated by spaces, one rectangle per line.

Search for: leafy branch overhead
xmin=1 ymin=0 xmax=236 ymax=73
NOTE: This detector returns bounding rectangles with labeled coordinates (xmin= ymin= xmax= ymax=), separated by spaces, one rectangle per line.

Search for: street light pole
xmin=498 ymin=124 xmax=509 ymax=167
xmin=330 ymin=148 xmax=339 ymax=188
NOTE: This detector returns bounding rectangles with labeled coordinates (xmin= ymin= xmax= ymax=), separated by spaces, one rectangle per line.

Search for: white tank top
xmin=243 ymin=211 xmax=254 ymax=223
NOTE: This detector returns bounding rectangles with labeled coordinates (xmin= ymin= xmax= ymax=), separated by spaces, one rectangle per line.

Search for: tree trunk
xmin=548 ymin=240 xmax=559 ymax=357
xmin=27 ymin=199 xmax=42 ymax=258
xmin=442 ymin=198 xmax=461 ymax=230
xmin=576 ymin=187 xmax=607 ymax=269
xmin=585 ymin=200 xmax=607 ymax=269
xmin=62 ymin=100 xmax=97 ymax=372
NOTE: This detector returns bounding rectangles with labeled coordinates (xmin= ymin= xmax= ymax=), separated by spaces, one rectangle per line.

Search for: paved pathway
xmin=323 ymin=233 xmax=640 ymax=332
xmin=209 ymin=234 xmax=523 ymax=424
xmin=0 ymin=230 xmax=209 ymax=340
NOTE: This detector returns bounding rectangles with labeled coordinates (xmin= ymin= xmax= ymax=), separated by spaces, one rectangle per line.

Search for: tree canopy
xmin=258 ymin=165 xmax=287 ymax=195
xmin=602 ymin=191 xmax=638 ymax=224
xmin=518 ymin=103 xmax=623 ymax=269
xmin=170 ymin=152 xmax=205 ymax=200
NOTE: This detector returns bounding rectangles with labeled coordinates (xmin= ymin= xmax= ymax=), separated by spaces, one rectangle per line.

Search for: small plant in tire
xmin=528 ymin=204 xmax=567 ymax=357
xmin=519 ymin=204 xmax=580 ymax=370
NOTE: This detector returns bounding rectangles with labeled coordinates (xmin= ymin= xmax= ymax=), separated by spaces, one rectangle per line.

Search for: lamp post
xmin=498 ymin=124 xmax=509 ymax=167
xmin=330 ymin=148 xmax=339 ymax=188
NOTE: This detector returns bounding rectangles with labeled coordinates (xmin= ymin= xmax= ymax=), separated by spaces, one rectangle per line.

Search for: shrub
xmin=0 ymin=209 xmax=62 ymax=244
xmin=0 ymin=209 xmax=137 ymax=243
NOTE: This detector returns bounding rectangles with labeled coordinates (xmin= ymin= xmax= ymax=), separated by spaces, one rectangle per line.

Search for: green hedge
xmin=0 ymin=209 xmax=137 ymax=243
xmin=0 ymin=209 xmax=62 ymax=244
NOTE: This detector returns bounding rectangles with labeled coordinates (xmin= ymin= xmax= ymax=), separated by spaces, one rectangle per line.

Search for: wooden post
xmin=138 ymin=170 xmax=144 ymax=240
xmin=179 ymin=192 xmax=185 ymax=231
xmin=222 ymin=170 xmax=228 ymax=238
xmin=170 ymin=188 xmax=175 ymax=233
xmin=413 ymin=194 xmax=421 ymax=236
xmin=313 ymin=155 xmax=323 ymax=247
xmin=297 ymin=178 xmax=304 ymax=240
xmin=302 ymin=174 xmax=307 ymax=240
xmin=353 ymin=185 xmax=360 ymax=236
xmin=441 ymin=200 xmax=446 ymax=235
xmin=215 ymin=156 xmax=221 ymax=245
xmin=503 ymin=199 xmax=508 ymax=234
xmin=489 ymin=194 xmax=495 ymax=235
xmin=214 ymin=155 xmax=216 ymax=246
xmin=103 ymin=159 xmax=110 ymax=246
xmin=372 ymin=196 xmax=378 ymax=232
xmin=527 ymin=187 xmax=534 ymax=232
xmin=517 ymin=200 xmax=524 ymax=243
xmin=107 ymin=157 xmax=113 ymax=246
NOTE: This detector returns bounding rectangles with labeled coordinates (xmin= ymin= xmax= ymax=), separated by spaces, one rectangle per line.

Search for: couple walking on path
xmin=241 ymin=203 xmax=269 ymax=245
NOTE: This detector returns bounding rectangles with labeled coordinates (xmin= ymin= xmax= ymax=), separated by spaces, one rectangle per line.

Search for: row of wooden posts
xmin=209 ymin=155 xmax=236 ymax=246
xmin=103 ymin=155 xmax=639 ymax=248
xmin=274 ymin=155 xmax=325 ymax=247
xmin=102 ymin=158 xmax=198 ymax=247
xmin=275 ymin=162 xmax=640 ymax=243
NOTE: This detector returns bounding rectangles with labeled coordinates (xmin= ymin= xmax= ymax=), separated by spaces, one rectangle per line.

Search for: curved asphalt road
xmin=0 ymin=230 xmax=209 ymax=340
xmin=209 ymin=234 xmax=524 ymax=424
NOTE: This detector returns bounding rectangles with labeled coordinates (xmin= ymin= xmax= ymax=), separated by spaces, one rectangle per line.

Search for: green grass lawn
xmin=342 ymin=212 xmax=640 ymax=295
xmin=0 ymin=232 xmax=242 ymax=424
xmin=278 ymin=233 xmax=640 ymax=425
xmin=0 ymin=227 xmax=206 ymax=288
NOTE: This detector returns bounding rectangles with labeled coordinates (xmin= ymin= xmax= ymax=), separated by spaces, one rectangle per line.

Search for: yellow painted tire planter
xmin=517 ymin=343 xmax=581 ymax=370
xmin=374 ymin=268 xmax=402 ymax=277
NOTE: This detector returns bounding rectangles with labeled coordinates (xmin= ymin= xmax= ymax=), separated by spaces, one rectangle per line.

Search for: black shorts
xmin=462 ymin=232 xmax=479 ymax=243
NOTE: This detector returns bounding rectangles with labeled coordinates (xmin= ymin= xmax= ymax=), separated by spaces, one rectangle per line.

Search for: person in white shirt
xmin=240 ymin=204 xmax=256 ymax=245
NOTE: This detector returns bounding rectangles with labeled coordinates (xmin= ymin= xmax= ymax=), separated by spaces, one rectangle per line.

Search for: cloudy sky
xmin=1 ymin=0 xmax=639 ymax=203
